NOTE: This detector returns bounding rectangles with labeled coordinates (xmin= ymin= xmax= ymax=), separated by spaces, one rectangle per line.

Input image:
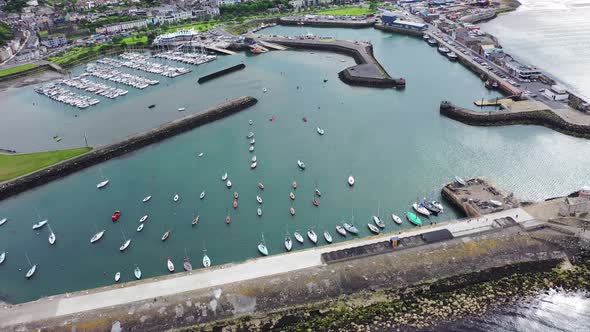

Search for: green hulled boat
xmin=406 ymin=212 xmax=422 ymax=226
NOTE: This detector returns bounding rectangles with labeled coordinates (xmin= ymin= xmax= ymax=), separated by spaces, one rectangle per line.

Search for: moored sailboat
xmin=90 ymin=230 xmax=105 ymax=243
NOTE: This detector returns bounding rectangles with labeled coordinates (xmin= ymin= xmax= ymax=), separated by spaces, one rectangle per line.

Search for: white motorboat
xmin=343 ymin=223 xmax=358 ymax=234
xmin=373 ymin=216 xmax=385 ymax=228
xmin=32 ymin=219 xmax=48 ymax=230
xmin=178 ymin=107 xmax=186 ymax=111
xmin=431 ymin=201 xmax=444 ymax=212
xmin=294 ymin=231 xmax=304 ymax=243
xmin=200 ymin=191 xmax=206 ymax=199
xmin=142 ymin=195 xmax=152 ymax=203
xmin=251 ymin=155 xmax=257 ymax=163
xmin=202 ymin=253 xmax=211 ymax=268
xmin=26 ymin=264 xmax=37 ymax=279
xmin=221 ymin=172 xmax=228 ymax=181
xmin=323 ymin=231 xmax=333 ymax=243
xmin=139 ymin=215 xmax=148 ymax=223
xmin=257 ymin=207 xmax=262 ymax=216
xmin=335 ymin=225 xmax=347 ymax=236
xmin=115 ymin=272 xmax=121 ymax=282
xmin=284 ymin=235 xmax=292 ymax=251
xmin=247 ymin=132 xmax=255 ymax=139
xmin=307 ymin=229 xmax=318 ymax=244
xmin=256 ymin=195 xmax=263 ymax=204
xmin=90 ymin=230 xmax=105 ymax=243
xmin=412 ymin=202 xmax=431 ymax=216
xmin=258 ymin=242 xmax=269 ymax=256
xmin=226 ymin=180 xmax=232 ymax=188
xmin=490 ymin=200 xmax=503 ymax=207
xmin=391 ymin=214 xmax=403 ymax=225
xmin=297 ymin=160 xmax=306 ymax=169
xmin=249 ymin=145 xmax=255 ymax=152
xmin=0 ymin=218 xmax=7 ymax=226
xmin=96 ymin=180 xmax=109 ymax=189
xmin=119 ymin=239 xmax=131 ymax=251
xmin=137 ymin=224 xmax=144 ymax=232
xmin=0 ymin=252 xmax=5 ymax=265
xmin=348 ymin=175 xmax=355 ymax=186
xmin=317 ymin=127 xmax=325 ymax=135
xmin=167 ymin=258 xmax=175 ymax=272
xmin=173 ymin=194 xmax=180 ymax=202
xmin=134 ymin=267 xmax=142 ymax=279
xmin=367 ymin=223 xmax=380 ymax=234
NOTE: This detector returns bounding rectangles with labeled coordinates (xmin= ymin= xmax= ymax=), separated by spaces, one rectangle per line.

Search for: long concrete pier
xmin=0 ymin=96 xmax=258 ymax=201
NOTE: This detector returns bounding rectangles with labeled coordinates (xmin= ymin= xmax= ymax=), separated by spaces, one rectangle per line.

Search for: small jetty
xmin=86 ymin=64 xmax=159 ymax=89
xmin=97 ymin=53 xmax=191 ymax=78
xmin=59 ymin=75 xmax=128 ymax=99
xmin=441 ymin=177 xmax=519 ymax=217
xmin=34 ymin=84 xmax=100 ymax=108
xmin=197 ymin=64 xmax=246 ymax=84
xmin=153 ymin=51 xmax=217 ymax=65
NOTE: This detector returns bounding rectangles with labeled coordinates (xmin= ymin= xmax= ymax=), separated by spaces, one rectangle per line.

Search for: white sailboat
xmin=257 ymin=206 xmax=262 ymax=217
xmin=249 ymin=145 xmax=255 ymax=152
xmin=412 ymin=202 xmax=431 ymax=216
xmin=0 ymin=218 xmax=7 ymax=226
xmin=297 ymin=160 xmax=306 ymax=169
xmin=258 ymin=234 xmax=269 ymax=256
xmin=139 ymin=215 xmax=149 ymax=223
xmin=221 ymin=172 xmax=228 ymax=181
xmin=48 ymin=224 xmax=56 ymax=245
xmin=317 ymin=127 xmax=325 ymax=135
xmin=32 ymin=219 xmax=48 ymax=230
xmin=200 ymin=191 xmax=206 ymax=199
xmin=226 ymin=179 xmax=232 ymax=188
xmin=114 ymin=272 xmax=121 ymax=282
xmin=256 ymin=195 xmax=263 ymax=204
xmin=25 ymin=253 xmax=36 ymax=279
xmin=142 ymin=195 xmax=152 ymax=203
xmin=0 ymin=251 xmax=5 ymax=265
xmin=294 ymin=231 xmax=304 ymax=243
xmin=202 ymin=251 xmax=211 ymax=268
xmin=391 ymin=214 xmax=403 ymax=225
xmin=96 ymin=168 xmax=109 ymax=189
xmin=284 ymin=234 xmax=292 ymax=251
xmin=90 ymin=230 xmax=105 ymax=243
xmin=373 ymin=201 xmax=385 ymax=228
xmin=335 ymin=224 xmax=347 ymax=236
xmin=307 ymin=229 xmax=318 ymax=244
xmin=323 ymin=230 xmax=333 ymax=243
xmin=137 ymin=223 xmax=144 ymax=232
xmin=173 ymin=194 xmax=180 ymax=202
xmin=348 ymin=175 xmax=355 ymax=186
xmin=167 ymin=257 xmax=175 ymax=272
xmin=134 ymin=266 xmax=142 ymax=279
xmin=368 ymin=223 xmax=380 ymax=234
xmin=119 ymin=239 xmax=131 ymax=251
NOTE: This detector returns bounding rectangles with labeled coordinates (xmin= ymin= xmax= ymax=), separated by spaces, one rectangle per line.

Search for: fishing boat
xmin=406 ymin=212 xmax=423 ymax=226
xmin=26 ymin=264 xmax=37 ymax=279
xmin=161 ymin=230 xmax=170 ymax=241
xmin=256 ymin=195 xmax=263 ymax=204
xmin=307 ymin=229 xmax=318 ymax=244
xmin=192 ymin=215 xmax=200 ymax=226
xmin=119 ymin=239 xmax=131 ymax=251
xmin=225 ymin=212 xmax=231 ymax=224
xmin=48 ymin=225 xmax=56 ymax=245
xmin=423 ymin=200 xmax=441 ymax=214
xmin=294 ymin=231 xmax=304 ymax=243
xmin=90 ymin=230 xmax=105 ymax=243
xmin=142 ymin=196 xmax=152 ymax=203
xmin=249 ymin=145 xmax=255 ymax=152
xmin=0 ymin=252 xmax=5 ymax=265
xmin=412 ymin=202 xmax=431 ymax=216
xmin=112 ymin=210 xmax=121 ymax=222
xmin=367 ymin=223 xmax=380 ymax=234
xmin=431 ymin=200 xmax=444 ymax=212
xmin=167 ymin=257 xmax=175 ymax=272
xmin=258 ymin=181 xmax=264 ymax=190
xmin=137 ymin=224 xmax=144 ymax=232
xmin=115 ymin=272 xmax=121 ymax=282
xmin=373 ymin=215 xmax=385 ymax=228
xmin=200 ymin=191 xmax=206 ymax=199
xmin=173 ymin=194 xmax=180 ymax=202
xmin=343 ymin=223 xmax=358 ymax=234
xmin=96 ymin=180 xmax=109 ymax=189
xmin=226 ymin=179 xmax=232 ymax=188
xmin=290 ymin=207 xmax=295 ymax=216
xmin=391 ymin=214 xmax=403 ymax=225
xmin=247 ymin=132 xmax=255 ymax=139
xmin=251 ymin=161 xmax=257 ymax=169
xmin=312 ymin=198 xmax=319 ymax=207
xmin=139 ymin=215 xmax=148 ymax=223
xmin=234 ymin=192 xmax=239 ymax=199
xmin=323 ymin=230 xmax=333 ymax=243
xmin=317 ymin=127 xmax=325 ymax=135
xmin=233 ymin=199 xmax=239 ymax=209
xmin=284 ymin=235 xmax=293 ymax=251
xmin=32 ymin=219 xmax=48 ymax=230
xmin=202 ymin=252 xmax=211 ymax=268
xmin=455 ymin=176 xmax=467 ymax=186
xmin=348 ymin=175 xmax=355 ymax=186
xmin=0 ymin=218 xmax=7 ymax=226
xmin=289 ymin=192 xmax=295 ymax=200
xmin=134 ymin=266 xmax=142 ymax=279
xmin=292 ymin=181 xmax=298 ymax=189
xmin=183 ymin=257 xmax=193 ymax=272
xmin=315 ymin=188 xmax=321 ymax=197
xmin=221 ymin=172 xmax=228 ymax=181
xmin=257 ymin=206 xmax=262 ymax=216
xmin=336 ymin=225 xmax=347 ymax=236
xmin=297 ymin=160 xmax=306 ymax=169
xmin=490 ymin=200 xmax=503 ymax=207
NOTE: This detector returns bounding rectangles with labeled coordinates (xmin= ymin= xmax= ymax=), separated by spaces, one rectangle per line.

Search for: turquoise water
xmin=0 ymin=26 xmax=589 ymax=304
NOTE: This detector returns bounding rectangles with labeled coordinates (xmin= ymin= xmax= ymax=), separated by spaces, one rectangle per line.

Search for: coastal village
xmin=1 ymin=1 xmax=590 ymax=331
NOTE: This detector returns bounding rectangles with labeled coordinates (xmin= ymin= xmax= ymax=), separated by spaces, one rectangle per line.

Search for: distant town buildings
xmin=40 ymin=33 xmax=68 ymax=48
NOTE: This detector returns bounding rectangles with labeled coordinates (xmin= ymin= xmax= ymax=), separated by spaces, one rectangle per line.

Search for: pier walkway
xmin=0 ymin=208 xmax=534 ymax=329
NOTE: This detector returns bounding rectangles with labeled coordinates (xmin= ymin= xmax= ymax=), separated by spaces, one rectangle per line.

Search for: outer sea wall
xmin=374 ymin=23 xmax=425 ymax=37
xmin=440 ymin=101 xmax=590 ymax=139
xmin=197 ymin=63 xmax=246 ymax=84
xmin=0 ymin=96 xmax=258 ymax=201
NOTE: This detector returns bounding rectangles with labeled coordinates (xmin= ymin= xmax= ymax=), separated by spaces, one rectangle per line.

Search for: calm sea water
xmin=0 ymin=26 xmax=589 ymax=304
xmin=482 ymin=0 xmax=590 ymax=99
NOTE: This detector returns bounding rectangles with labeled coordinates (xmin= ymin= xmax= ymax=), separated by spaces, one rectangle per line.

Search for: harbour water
xmin=0 ymin=26 xmax=589 ymax=304
xmin=482 ymin=0 xmax=590 ymax=99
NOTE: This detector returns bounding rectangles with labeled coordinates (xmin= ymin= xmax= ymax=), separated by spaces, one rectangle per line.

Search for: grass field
xmin=0 ymin=63 xmax=38 ymax=77
xmin=0 ymin=147 xmax=92 ymax=182
xmin=164 ymin=21 xmax=218 ymax=33
xmin=121 ymin=35 xmax=148 ymax=44
xmin=315 ymin=6 xmax=376 ymax=16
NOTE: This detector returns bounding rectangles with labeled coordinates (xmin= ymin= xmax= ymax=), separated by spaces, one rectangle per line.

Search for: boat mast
xmin=25 ymin=252 xmax=32 ymax=267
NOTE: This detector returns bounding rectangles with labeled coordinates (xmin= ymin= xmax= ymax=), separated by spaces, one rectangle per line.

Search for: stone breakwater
xmin=197 ymin=63 xmax=246 ymax=84
xmin=440 ymin=101 xmax=590 ymax=139
xmin=0 ymin=96 xmax=258 ymax=201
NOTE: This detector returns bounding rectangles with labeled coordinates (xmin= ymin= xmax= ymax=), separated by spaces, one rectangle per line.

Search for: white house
xmin=543 ymin=85 xmax=569 ymax=101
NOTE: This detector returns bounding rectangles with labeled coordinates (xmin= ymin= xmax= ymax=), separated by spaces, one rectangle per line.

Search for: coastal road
xmin=0 ymin=207 xmax=534 ymax=328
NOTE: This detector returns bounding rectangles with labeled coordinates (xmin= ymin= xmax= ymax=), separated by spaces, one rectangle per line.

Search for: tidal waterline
xmin=0 ymin=26 xmax=588 ymax=304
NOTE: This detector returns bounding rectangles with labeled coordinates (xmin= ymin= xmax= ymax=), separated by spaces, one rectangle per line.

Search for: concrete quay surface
xmin=0 ymin=207 xmax=534 ymax=330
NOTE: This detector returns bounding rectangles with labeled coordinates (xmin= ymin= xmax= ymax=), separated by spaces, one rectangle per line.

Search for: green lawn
xmin=315 ymin=6 xmax=376 ymax=16
xmin=121 ymin=35 xmax=148 ymax=44
xmin=163 ymin=21 xmax=218 ymax=33
xmin=0 ymin=63 xmax=38 ymax=77
xmin=0 ymin=147 xmax=92 ymax=181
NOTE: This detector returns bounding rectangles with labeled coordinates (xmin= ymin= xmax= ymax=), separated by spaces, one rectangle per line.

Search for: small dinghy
xmin=292 ymin=181 xmax=298 ymax=189
xmin=249 ymin=145 xmax=255 ymax=152
xmin=192 ymin=215 xmax=200 ymax=226
xmin=290 ymin=207 xmax=295 ymax=216
xmin=233 ymin=199 xmax=239 ymax=209
xmin=373 ymin=216 xmax=385 ymax=228
xmin=257 ymin=206 xmax=262 ymax=216
xmin=256 ymin=195 xmax=263 ymax=204
xmin=289 ymin=191 xmax=295 ymax=200
xmin=167 ymin=257 xmax=175 ymax=272
xmin=161 ymin=230 xmax=170 ymax=241
xmin=284 ymin=235 xmax=293 ymax=251
xmin=26 ymin=264 xmax=37 ymax=279
xmin=134 ymin=267 xmax=142 ymax=279
xmin=348 ymin=175 xmax=355 ymax=186
xmin=96 ymin=180 xmax=109 ymax=189
xmin=200 ymin=191 xmax=206 ymax=199
xmin=297 ymin=160 xmax=306 ymax=170
xmin=343 ymin=223 xmax=358 ymax=234
xmin=221 ymin=172 xmax=228 ymax=181
xmin=90 ymin=230 xmax=105 ymax=243
xmin=115 ymin=272 xmax=121 ymax=282
xmin=251 ymin=161 xmax=257 ymax=169
xmin=0 ymin=252 xmax=6 ymax=265
xmin=323 ymin=231 xmax=333 ymax=243
xmin=312 ymin=198 xmax=319 ymax=207
xmin=336 ymin=225 xmax=347 ymax=236
xmin=120 ymin=239 xmax=131 ymax=251
xmin=32 ymin=219 xmax=48 ymax=230
xmin=137 ymin=224 xmax=144 ymax=232
xmin=294 ymin=231 xmax=304 ymax=243
xmin=183 ymin=257 xmax=193 ymax=272
xmin=139 ymin=215 xmax=148 ymax=223
xmin=226 ymin=179 xmax=232 ymax=188
xmin=234 ymin=192 xmax=239 ymax=199
xmin=368 ymin=223 xmax=380 ymax=234
xmin=112 ymin=210 xmax=121 ymax=222
xmin=258 ymin=181 xmax=264 ymax=190
xmin=202 ymin=253 xmax=211 ymax=268
xmin=307 ymin=229 xmax=318 ymax=244
xmin=173 ymin=194 xmax=180 ymax=202
xmin=391 ymin=214 xmax=403 ymax=225
xmin=142 ymin=196 xmax=152 ymax=203
xmin=317 ymin=127 xmax=325 ymax=135
xmin=412 ymin=203 xmax=431 ymax=216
